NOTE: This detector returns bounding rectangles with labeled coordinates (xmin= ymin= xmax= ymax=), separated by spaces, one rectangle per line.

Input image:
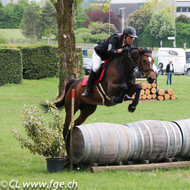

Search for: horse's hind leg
xmin=74 ymin=104 xmax=97 ymax=126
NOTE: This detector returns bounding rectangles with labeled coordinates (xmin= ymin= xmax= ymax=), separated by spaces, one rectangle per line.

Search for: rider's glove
xmin=122 ymin=46 xmax=130 ymax=53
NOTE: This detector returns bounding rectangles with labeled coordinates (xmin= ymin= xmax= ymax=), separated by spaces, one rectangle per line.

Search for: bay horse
xmin=42 ymin=47 xmax=156 ymax=139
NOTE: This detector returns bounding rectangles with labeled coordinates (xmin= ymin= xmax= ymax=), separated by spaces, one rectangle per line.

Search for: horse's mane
xmin=117 ymin=46 xmax=151 ymax=61
xmin=131 ymin=47 xmax=151 ymax=55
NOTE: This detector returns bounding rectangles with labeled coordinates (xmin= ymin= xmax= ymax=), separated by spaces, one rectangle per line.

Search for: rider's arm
xmin=107 ymin=36 xmax=128 ymax=57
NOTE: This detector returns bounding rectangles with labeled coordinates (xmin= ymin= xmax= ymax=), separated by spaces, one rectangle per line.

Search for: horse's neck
xmin=119 ymin=50 xmax=139 ymax=72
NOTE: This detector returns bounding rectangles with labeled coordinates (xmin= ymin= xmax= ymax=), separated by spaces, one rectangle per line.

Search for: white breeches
xmin=92 ymin=47 xmax=102 ymax=72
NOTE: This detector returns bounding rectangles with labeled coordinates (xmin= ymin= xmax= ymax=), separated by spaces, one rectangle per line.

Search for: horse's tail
xmin=41 ymin=79 xmax=76 ymax=112
xmin=54 ymin=79 xmax=76 ymax=109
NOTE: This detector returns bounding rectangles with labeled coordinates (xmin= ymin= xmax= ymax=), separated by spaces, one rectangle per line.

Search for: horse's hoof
xmin=128 ymin=104 xmax=136 ymax=113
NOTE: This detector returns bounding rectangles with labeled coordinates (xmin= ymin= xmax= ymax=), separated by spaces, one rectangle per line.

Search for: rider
xmin=82 ymin=26 xmax=138 ymax=97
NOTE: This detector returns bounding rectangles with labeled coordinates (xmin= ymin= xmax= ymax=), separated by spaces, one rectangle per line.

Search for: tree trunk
xmin=49 ymin=25 xmax=51 ymax=44
xmin=51 ymin=0 xmax=77 ymax=100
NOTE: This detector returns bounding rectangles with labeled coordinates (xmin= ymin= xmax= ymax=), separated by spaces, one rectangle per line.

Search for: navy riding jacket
xmin=94 ymin=34 xmax=131 ymax=61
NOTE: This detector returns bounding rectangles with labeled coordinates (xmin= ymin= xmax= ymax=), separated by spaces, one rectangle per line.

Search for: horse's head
xmin=137 ymin=47 xmax=156 ymax=84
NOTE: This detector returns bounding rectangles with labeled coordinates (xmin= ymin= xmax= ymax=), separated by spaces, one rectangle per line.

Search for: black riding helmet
xmin=123 ymin=26 xmax=138 ymax=38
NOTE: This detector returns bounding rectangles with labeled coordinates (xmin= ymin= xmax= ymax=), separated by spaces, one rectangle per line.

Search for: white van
xmin=157 ymin=48 xmax=186 ymax=75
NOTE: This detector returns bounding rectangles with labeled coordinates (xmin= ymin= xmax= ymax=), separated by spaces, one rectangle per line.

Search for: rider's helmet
xmin=123 ymin=26 xmax=138 ymax=38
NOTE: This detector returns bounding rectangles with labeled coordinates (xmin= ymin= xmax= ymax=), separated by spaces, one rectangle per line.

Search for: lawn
xmin=0 ymin=75 xmax=190 ymax=189
xmin=0 ymin=29 xmax=26 ymax=41
xmin=0 ymin=29 xmax=57 ymax=44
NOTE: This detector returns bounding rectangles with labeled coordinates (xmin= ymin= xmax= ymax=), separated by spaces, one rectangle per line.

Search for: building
xmin=110 ymin=0 xmax=190 ymax=20
xmin=175 ymin=0 xmax=190 ymax=17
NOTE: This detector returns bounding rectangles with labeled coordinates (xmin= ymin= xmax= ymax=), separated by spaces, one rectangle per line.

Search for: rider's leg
xmin=81 ymin=70 xmax=96 ymax=97
xmin=82 ymin=48 xmax=101 ymax=97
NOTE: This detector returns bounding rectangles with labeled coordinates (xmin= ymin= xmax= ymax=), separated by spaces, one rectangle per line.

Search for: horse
xmin=42 ymin=47 xmax=156 ymax=139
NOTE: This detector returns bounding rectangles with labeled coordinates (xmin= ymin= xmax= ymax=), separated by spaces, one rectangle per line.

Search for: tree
xmin=41 ymin=0 xmax=56 ymax=43
xmin=75 ymin=4 xmax=88 ymax=29
xmin=21 ymin=2 xmax=41 ymax=42
xmin=75 ymin=22 xmax=118 ymax=43
xmin=127 ymin=7 xmax=152 ymax=36
xmin=75 ymin=28 xmax=91 ymax=43
xmin=13 ymin=0 xmax=30 ymax=28
xmin=83 ymin=9 xmax=121 ymax=31
xmin=50 ymin=0 xmax=80 ymax=99
xmin=143 ymin=0 xmax=172 ymax=13
xmin=176 ymin=14 xmax=190 ymax=24
xmin=0 ymin=2 xmax=4 ymax=28
xmin=149 ymin=10 xmax=174 ymax=39
xmin=89 ymin=22 xmax=118 ymax=35
xmin=0 ymin=0 xmax=29 ymax=29
xmin=1 ymin=4 xmax=15 ymax=28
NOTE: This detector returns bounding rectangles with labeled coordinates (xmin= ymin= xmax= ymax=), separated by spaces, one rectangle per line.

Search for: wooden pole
xmin=91 ymin=161 xmax=190 ymax=173
xmin=70 ymin=89 xmax=75 ymax=170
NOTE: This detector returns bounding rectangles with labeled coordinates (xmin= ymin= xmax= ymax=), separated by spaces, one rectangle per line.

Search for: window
xmin=176 ymin=7 xmax=181 ymax=12
xmin=188 ymin=7 xmax=190 ymax=12
xmin=182 ymin=7 xmax=187 ymax=12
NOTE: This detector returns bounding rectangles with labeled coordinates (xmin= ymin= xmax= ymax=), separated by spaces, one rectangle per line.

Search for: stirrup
xmin=81 ymin=90 xmax=90 ymax=97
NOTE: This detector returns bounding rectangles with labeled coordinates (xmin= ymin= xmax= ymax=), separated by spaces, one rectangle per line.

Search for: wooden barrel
xmin=124 ymin=120 xmax=182 ymax=162
xmin=172 ymin=119 xmax=190 ymax=158
xmin=67 ymin=123 xmax=134 ymax=165
xmin=67 ymin=120 xmax=183 ymax=165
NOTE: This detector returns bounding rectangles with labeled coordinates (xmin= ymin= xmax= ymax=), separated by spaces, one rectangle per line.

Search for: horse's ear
xmin=150 ymin=45 xmax=154 ymax=52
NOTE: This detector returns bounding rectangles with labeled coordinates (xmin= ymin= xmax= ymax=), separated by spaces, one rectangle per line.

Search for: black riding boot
xmin=82 ymin=71 xmax=96 ymax=97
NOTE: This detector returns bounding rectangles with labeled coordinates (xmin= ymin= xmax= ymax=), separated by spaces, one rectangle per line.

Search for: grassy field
xmin=0 ymin=75 xmax=190 ymax=189
xmin=0 ymin=29 xmax=57 ymax=44
xmin=0 ymin=29 xmax=26 ymax=42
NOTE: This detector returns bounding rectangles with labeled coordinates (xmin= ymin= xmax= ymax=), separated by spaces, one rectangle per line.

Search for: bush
xmin=0 ymin=48 xmax=22 ymax=86
xmin=89 ymin=33 xmax=109 ymax=44
xmin=12 ymin=105 xmax=65 ymax=158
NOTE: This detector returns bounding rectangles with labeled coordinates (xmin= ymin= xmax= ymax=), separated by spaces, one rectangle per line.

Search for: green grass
xmin=0 ymin=29 xmax=26 ymax=41
xmin=0 ymin=29 xmax=57 ymax=44
xmin=0 ymin=76 xmax=190 ymax=189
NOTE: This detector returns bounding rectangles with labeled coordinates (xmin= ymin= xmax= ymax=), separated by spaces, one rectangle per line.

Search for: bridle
xmin=138 ymin=53 xmax=154 ymax=75
xmin=127 ymin=50 xmax=154 ymax=76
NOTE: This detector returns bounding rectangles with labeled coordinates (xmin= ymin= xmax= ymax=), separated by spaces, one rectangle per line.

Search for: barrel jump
xmin=66 ymin=119 xmax=190 ymax=168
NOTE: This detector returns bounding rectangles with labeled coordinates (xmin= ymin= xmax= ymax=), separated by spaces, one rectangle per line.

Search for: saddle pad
xmin=81 ymin=59 xmax=110 ymax=87
xmin=81 ymin=76 xmax=89 ymax=86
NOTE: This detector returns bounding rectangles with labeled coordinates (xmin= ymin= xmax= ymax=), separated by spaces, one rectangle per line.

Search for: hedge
xmin=20 ymin=45 xmax=59 ymax=79
xmin=0 ymin=44 xmax=84 ymax=85
xmin=0 ymin=48 xmax=22 ymax=86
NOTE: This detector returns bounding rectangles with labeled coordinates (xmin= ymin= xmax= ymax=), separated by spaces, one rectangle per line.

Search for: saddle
xmin=81 ymin=59 xmax=110 ymax=87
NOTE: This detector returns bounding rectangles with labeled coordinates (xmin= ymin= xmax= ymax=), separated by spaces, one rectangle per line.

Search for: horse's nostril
xmin=147 ymin=77 xmax=154 ymax=84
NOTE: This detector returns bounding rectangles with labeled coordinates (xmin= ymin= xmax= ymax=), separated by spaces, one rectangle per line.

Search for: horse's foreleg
xmin=112 ymin=84 xmax=127 ymax=103
xmin=74 ymin=104 xmax=97 ymax=126
xmin=128 ymin=83 xmax=142 ymax=113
